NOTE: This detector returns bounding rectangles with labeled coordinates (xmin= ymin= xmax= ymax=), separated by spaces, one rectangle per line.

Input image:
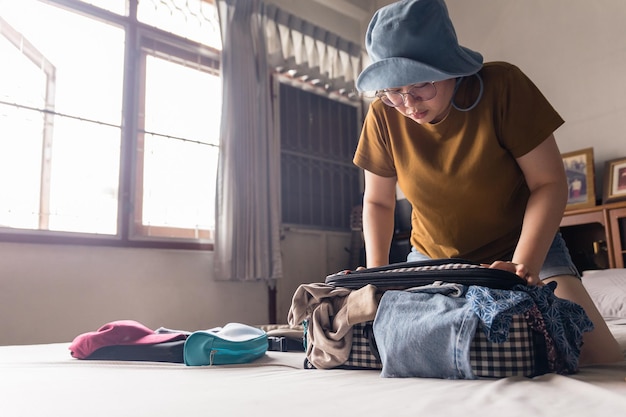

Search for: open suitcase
xmin=303 ymin=259 xmax=547 ymax=378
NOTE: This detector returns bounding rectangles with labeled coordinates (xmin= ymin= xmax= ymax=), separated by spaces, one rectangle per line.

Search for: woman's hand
xmin=485 ymin=261 xmax=542 ymax=286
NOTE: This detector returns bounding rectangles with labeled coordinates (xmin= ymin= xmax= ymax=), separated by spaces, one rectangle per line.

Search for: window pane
xmin=1 ymin=1 xmax=125 ymax=124
xmin=139 ymin=53 xmax=221 ymax=234
xmin=137 ymin=0 xmax=221 ymax=49
xmin=144 ymin=55 xmax=220 ymax=145
xmin=48 ymin=117 xmax=120 ymax=234
xmin=0 ymin=0 xmax=124 ymax=235
xmin=142 ymin=134 xmax=218 ymax=231
xmin=0 ymin=106 xmax=44 ymax=229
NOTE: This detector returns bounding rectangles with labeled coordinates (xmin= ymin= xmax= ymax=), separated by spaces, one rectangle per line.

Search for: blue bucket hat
xmin=356 ymin=0 xmax=483 ymax=92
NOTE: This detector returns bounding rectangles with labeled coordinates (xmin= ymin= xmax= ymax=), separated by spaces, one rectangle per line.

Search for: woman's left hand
xmin=486 ymin=261 xmax=542 ymax=286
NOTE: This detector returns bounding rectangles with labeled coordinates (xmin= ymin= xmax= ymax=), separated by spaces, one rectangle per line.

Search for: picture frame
xmin=602 ymin=156 xmax=626 ymax=204
xmin=562 ymin=147 xmax=596 ymax=211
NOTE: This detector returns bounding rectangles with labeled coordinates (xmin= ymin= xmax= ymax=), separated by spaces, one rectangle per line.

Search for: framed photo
xmin=562 ymin=147 xmax=596 ymax=211
xmin=602 ymin=156 xmax=626 ymax=204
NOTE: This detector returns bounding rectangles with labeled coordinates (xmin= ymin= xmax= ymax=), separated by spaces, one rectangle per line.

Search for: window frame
xmin=0 ymin=0 xmax=220 ymax=250
xmin=131 ymin=34 xmax=220 ymax=243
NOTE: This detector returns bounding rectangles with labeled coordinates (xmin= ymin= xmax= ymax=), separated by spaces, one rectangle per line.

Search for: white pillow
xmin=581 ymin=269 xmax=626 ymax=319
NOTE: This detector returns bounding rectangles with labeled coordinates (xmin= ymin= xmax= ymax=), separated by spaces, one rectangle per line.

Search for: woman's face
xmin=383 ymin=78 xmax=457 ymax=124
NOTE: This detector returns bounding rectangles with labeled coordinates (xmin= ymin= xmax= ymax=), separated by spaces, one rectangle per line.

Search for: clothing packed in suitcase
xmin=288 ymin=258 xmax=593 ymax=379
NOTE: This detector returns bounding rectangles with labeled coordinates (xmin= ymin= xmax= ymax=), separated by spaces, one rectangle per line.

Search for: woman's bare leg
xmin=543 ymin=274 xmax=623 ymax=366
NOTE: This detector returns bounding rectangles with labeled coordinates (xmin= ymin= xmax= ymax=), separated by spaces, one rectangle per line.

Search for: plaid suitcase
xmin=307 ymin=259 xmax=544 ymax=377
xmin=305 ymin=316 xmax=541 ymax=377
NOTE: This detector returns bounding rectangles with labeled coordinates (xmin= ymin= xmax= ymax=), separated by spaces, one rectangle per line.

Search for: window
xmin=135 ymin=42 xmax=220 ymax=240
xmin=0 ymin=0 xmax=221 ymax=247
xmin=278 ymin=80 xmax=362 ymax=230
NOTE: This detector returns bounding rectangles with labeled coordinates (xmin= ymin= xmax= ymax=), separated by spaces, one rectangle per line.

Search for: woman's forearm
xmin=362 ymin=200 xmax=396 ymax=267
xmin=513 ymin=180 xmax=568 ymax=278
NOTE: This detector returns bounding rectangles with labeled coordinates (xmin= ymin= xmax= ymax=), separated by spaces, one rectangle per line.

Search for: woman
xmin=354 ymin=0 xmax=622 ymax=365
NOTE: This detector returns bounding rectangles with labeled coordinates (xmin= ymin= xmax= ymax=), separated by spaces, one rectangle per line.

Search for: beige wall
xmin=446 ymin=0 xmax=626 ymax=191
xmin=0 ymin=243 xmax=268 ymax=345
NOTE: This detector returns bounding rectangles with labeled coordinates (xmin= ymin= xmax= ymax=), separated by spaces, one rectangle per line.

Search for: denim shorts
xmin=407 ymin=232 xmax=580 ymax=280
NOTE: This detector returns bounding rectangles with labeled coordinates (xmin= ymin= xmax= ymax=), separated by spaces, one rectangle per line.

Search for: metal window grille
xmin=278 ymin=81 xmax=362 ymax=230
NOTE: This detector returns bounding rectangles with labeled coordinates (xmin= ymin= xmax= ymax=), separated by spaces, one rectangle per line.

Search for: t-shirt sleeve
xmin=353 ymin=102 xmax=398 ymax=178
xmin=494 ymin=64 xmax=565 ymax=158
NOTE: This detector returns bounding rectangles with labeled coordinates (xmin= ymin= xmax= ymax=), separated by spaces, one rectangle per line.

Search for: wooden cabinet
xmin=560 ymin=201 xmax=626 ymax=271
xmin=608 ymin=205 xmax=626 ymax=268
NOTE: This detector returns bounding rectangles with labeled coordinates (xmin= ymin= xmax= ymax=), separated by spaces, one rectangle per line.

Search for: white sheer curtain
xmin=214 ymin=0 xmax=282 ymax=282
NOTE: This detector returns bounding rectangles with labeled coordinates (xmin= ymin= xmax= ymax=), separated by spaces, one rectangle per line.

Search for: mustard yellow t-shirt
xmin=353 ymin=62 xmax=565 ymax=263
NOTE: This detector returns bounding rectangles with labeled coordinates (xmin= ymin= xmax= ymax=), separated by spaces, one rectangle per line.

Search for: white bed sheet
xmin=2 ymin=323 xmax=625 ymax=417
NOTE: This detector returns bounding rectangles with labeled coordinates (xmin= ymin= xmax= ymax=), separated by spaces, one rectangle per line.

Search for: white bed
xmin=2 ymin=270 xmax=626 ymax=417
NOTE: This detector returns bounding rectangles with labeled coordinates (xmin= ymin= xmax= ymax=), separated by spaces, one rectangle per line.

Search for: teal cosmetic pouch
xmin=184 ymin=323 xmax=267 ymax=366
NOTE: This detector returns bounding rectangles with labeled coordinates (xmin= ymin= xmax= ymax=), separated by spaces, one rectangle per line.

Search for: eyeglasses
xmin=375 ymin=82 xmax=437 ymax=107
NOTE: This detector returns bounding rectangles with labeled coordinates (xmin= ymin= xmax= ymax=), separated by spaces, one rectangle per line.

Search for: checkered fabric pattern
xmin=342 ymin=315 xmax=537 ymax=377
xmin=342 ymin=322 xmax=382 ymax=370
xmin=305 ymin=316 xmax=538 ymax=377
xmin=469 ymin=314 xmax=536 ymax=377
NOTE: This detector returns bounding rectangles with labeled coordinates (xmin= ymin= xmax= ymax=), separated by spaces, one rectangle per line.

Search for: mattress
xmin=2 ymin=269 xmax=625 ymax=417
xmin=0 ymin=322 xmax=624 ymax=417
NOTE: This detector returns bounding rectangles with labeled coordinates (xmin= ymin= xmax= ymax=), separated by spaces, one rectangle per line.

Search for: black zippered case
xmin=325 ymin=258 xmax=527 ymax=290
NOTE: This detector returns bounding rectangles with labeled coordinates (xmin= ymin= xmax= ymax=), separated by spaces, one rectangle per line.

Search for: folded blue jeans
xmin=373 ymin=288 xmax=478 ymax=379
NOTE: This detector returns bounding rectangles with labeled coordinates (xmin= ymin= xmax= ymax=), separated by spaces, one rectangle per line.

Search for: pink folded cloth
xmin=69 ymin=320 xmax=187 ymax=359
